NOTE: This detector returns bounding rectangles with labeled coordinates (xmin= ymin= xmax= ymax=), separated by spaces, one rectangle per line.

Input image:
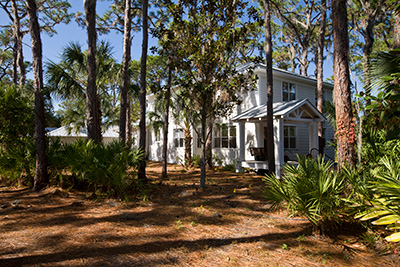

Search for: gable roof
xmin=47 ymin=125 xmax=119 ymax=138
xmin=232 ymin=99 xmax=325 ymax=122
xmin=236 ymin=63 xmax=334 ymax=90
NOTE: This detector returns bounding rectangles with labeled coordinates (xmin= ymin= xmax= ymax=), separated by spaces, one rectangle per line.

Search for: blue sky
xmin=0 ymin=1 xmax=340 ymax=86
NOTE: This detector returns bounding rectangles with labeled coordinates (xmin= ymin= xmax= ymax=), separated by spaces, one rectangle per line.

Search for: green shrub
xmin=263 ymin=155 xmax=346 ymax=233
xmin=47 ymin=139 xmax=143 ymax=196
xmin=192 ymin=154 xmax=201 ymax=167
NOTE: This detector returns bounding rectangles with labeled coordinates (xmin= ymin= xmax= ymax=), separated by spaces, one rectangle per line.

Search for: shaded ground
xmin=1 ymin=161 xmax=399 ymax=266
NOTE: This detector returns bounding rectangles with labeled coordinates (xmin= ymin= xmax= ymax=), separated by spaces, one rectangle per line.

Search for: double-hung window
xmin=284 ymin=126 xmax=296 ymax=149
xmin=283 ymin=81 xmax=296 ymax=101
xmin=214 ymin=124 xmax=236 ymax=148
xmin=174 ymin=128 xmax=184 ymax=148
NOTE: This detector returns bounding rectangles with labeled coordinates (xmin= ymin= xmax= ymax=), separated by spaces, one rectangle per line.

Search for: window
xmin=196 ymin=128 xmax=202 ymax=148
xmin=155 ymin=130 xmax=161 ymax=142
xmin=214 ymin=124 xmax=236 ymax=148
xmin=174 ymin=129 xmax=184 ymax=148
xmin=284 ymin=126 xmax=296 ymax=149
xmin=283 ymin=81 xmax=296 ymax=101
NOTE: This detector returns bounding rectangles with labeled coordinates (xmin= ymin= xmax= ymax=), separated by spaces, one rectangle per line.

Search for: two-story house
xmin=147 ymin=63 xmax=335 ymax=177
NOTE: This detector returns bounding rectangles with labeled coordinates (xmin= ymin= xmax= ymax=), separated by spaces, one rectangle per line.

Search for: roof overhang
xmin=232 ymin=99 xmax=326 ymax=123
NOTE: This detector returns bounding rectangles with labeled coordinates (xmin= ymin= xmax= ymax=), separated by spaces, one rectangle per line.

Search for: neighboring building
xmin=146 ymin=64 xmax=335 ymax=177
xmin=47 ymin=125 xmax=119 ymax=144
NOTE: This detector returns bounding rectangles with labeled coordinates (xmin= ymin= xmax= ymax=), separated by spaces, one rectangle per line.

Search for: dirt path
xmin=0 ymin=162 xmax=398 ymax=266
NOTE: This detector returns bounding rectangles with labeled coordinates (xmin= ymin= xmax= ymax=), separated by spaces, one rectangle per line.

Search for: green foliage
xmin=192 ymin=154 xmax=201 ymax=167
xmin=0 ymin=85 xmax=34 ymax=146
xmin=263 ymin=156 xmax=346 ymax=231
xmin=0 ymin=138 xmax=35 ymax=184
xmin=47 ymin=139 xmax=143 ymax=196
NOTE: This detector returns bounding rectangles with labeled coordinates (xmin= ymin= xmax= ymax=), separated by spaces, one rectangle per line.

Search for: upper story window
xmin=283 ymin=81 xmax=296 ymax=101
xmin=174 ymin=128 xmax=184 ymax=148
xmin=214 ymin=124 xmax=236 ymax=148
xmin=284 ymin=126 xmax=296 ymax=149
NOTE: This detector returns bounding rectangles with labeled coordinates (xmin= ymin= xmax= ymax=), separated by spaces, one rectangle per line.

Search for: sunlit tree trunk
xmin=333 ymin=0 xmax=356 ymax=168
xmin=264 ymin=0 xmax=275 ymax=174
xmin=84 ymin=0 xmax=101 ymax=143
xmin=317 ymin=0 xmax=327 ymax=155
xmin=119 ymin=0 xmax=131 ymax=143
xmin=138 ymin=0 xmax=148 ymax=182
xmin=26 ymin=0 xmax=47 ymax=190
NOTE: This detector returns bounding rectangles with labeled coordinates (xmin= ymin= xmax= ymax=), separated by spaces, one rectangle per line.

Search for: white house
xmin=146 ymin=64 xmax=335 ymax=176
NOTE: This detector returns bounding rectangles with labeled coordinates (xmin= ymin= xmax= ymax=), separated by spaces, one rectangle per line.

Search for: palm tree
xmin=46 ymin=41 xmax=119 ymax=133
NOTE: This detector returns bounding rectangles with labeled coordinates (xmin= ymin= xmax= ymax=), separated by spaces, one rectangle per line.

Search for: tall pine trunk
xmin=264 ymin=0 xmax=275 ymax=174
xmin=84 ymin=0 xmax=101 ymax=143
xmin=161 ymin=67 xmax=172 ymax=178
xmin=119 ymin=0 xmax=131 ymax=143
xmin=26 ymin=0 xmax=47 ymax=190
xmin=332 ymin=0 xmax=356 ymax=168
xmin=12 ymin=0 xmax=25 ymax=86
xmin=317 ymin=0 xmax=326 ymax=155
xmin=138 ymin=0 xmax=149 ymax=182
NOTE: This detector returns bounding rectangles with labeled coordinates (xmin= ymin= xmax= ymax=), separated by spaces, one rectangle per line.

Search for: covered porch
xmin=232 ymin=99 xmax=325 ymax=178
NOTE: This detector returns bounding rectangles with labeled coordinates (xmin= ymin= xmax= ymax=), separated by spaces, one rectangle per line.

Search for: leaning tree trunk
xmin=138 ymin=0 xmax=149 ymax=182
xmin=264 ymin=0 xmax=275 ymax=174
xmin=317 ymin=0 xmax=327 ymax=155
xmin=332 ymin=0 xmax=356 ymax=168
xmin=26 ymin=0 xmax=47 ymax=190
xmin=119 ymin=0 xmax=131 ymax=143
xmin=84 ymin=0 xmax=101 ymax=143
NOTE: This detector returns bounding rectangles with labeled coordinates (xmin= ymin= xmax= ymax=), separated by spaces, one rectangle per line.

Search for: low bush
xmin=263 ymin=155 xmax=347 ymax=234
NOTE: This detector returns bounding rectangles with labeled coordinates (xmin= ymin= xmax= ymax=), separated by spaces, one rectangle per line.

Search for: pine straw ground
xmin=1 ymin=162 xmax=399 ymax=267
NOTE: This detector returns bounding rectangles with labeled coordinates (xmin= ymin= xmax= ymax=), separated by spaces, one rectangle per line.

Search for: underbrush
xmin=263 ymin=128 xmax=400 ymax=246
xmin=0 ymin=138 xmax=144 ymax=197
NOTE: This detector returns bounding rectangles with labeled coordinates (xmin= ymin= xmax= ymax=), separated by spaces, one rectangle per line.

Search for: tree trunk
xmin=119 ymin=0 xmax=131 ymax=143
xmin=184 ymin=122 xmax=192 ymax=166
xmin=84 ymin=0 xmax=101 ymax=143
xmin=138 ymin=0 xmax=148 ymax=182
xmin=161 ymin=67 xmax=172 ymax=178
xmin=362 ymin=15 xmax=375 ymax=108
xmin=300 ymin=46 xmax=309 ymax=76
xmin=332 ymin=0 xmax=356 ymax=168
xmin=317 ymin=0 xmax=327 ymax=155
xmin=205 ymin=117 xmax=213 ymax=168
xmin=264 ymin=0 xmax=275 ymax=174
xmin=26 ymin=0 xmax=47 ymax=191
xmin=126 ymin=97 xmax=132 ymax=143
xmin=394 ymin=12 xmax=400 ymax=49
xmin=12 ymin=0 xmax=25 ymax=86
xmin=200 ymin=107 xmax=207 ymax=188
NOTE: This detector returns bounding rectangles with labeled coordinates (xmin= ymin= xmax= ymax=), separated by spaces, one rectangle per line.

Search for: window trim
xmin=282 ymin=81 xmax=296 ymax=102
xmin=173 ymin=128 xmax=184 ymax=148
xmin=213 ymin=123 xmax=237 ymax=149
xmin=284 ymin=125 xmax=297 ymax=149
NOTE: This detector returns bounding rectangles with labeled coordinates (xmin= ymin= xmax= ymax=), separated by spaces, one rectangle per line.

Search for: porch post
xmin=236 ymin=121 xmax=245 ymax=172
xmin=309 ymin=121 xmax=318 ymax=158
xmin=273 ymin=117 xmax=284 ymax=178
